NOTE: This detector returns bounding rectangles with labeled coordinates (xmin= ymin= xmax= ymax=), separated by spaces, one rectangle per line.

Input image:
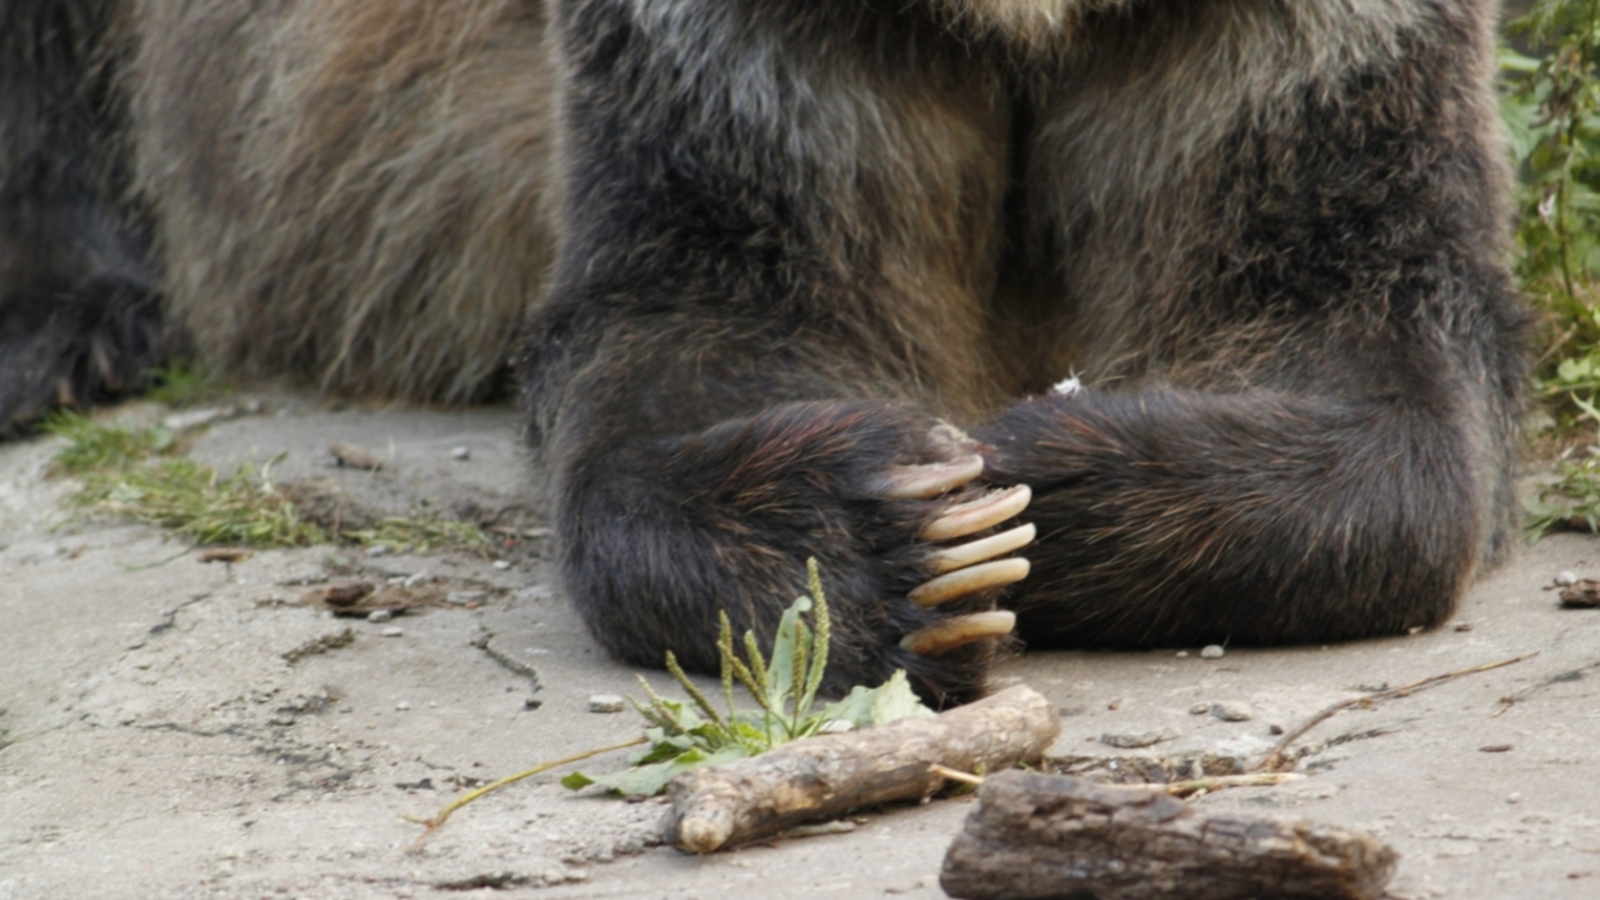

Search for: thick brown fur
xmin=2 ymin=1 xmax=1528 ymax=705
xmin=127 ymin=0 xmax=555 ymax=402
xmin=527 ymin=0 xmax=1526 ymax=702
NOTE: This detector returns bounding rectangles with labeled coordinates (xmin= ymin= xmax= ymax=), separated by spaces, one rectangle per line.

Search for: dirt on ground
xmin=2 ymin=395 xmax=1599 ymax=899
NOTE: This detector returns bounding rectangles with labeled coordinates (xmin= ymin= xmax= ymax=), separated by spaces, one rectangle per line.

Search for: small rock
xmin=1212 ymin=702 xmax=1254 ymax=722
xmin=367 ymin=609 xmax=393 ymax=623
xmin=330 ymin=441 xmax=384 ymax=471
xmin=1200 ymin=644 xmax=1226 ymax=659
xmin=451 ymin=446 xmax=472 ymax=461
xmin=1559 ymin=580 xmax=1600 ymax=608
xmin=588 ymin=694 xmax=627 ymax=714
xmin=447 ymin=590 xmax=487 ymax=605
xmin=402 ymin=572 xmax=432 ymax=589
xmin=1175 ymin=650 xmax=1189 ymax=658
xmin=395 ymin=701 xmax=411 ymax=711
xmin=162 ymin=405 xmax=240 ymax=431
xmin=1100 ymin=728 xmax=1179 ymax=749
xmin=381 ymin=626 xmax=404 ymax=638
xmin=1557 ymin=571 xmax=1579 ymax=587
xmin=1454 ymin=622 xmax=1474 ymax=632
xmin=1189 ymin=704 xmax=1211 ymax=716
xmin=524 ymin=698 xmax=543 ymax=711
xmin=492 ymin=560 xmax=512 ymax=571
xmin=367 ymin=544 xmax=390 ymax=558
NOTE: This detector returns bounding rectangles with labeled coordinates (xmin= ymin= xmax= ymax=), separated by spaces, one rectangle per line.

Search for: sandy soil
xmin=2 ymin=395 xmax=1598 ymax=899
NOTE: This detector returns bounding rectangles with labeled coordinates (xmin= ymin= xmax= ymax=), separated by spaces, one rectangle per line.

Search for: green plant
xmin=144 ymin=363 xmax=234 ymax=407
xmin=1503 ymin=1 xmax=1600 ymax=529
xmin=46 ymin=414 xmax=490 ymax=551
xmin=42 ymin=410 xmax=176 ymax=474
xmin=561 ymin=559 xmax=934 ymax=796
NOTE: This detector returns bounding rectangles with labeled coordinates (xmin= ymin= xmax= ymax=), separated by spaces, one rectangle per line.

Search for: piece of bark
xmin=663 ymin=684 xmax=1060 ymax=854
xmin=941 ymin=771 xmax=1396 ymax=900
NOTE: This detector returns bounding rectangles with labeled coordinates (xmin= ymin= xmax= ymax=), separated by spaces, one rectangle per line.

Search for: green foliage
xmin=562 ymin=560 xmax=935 ymax=797
xmin=1503 ymin=1 xmax=1600 ymax=529
xmin=144 ymin=363 xmax=233 ymax=407
xmin=46 ymin=414 xmax=489 ymax=551
xmin=72 ymin=455 xmax=326 ymax=547
xmin=42 ymin=410 xmax=175 ymax=474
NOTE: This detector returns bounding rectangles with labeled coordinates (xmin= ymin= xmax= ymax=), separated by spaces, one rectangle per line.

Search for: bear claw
xmin=930 ymin=522 xmax=1037 ymax=574
xmin=878 ymin=454 xmax=986 ymax=499
xmin=920 ymin=484 xmax=1032 ymax=541
xmin=909 ymin=557 xmax=1032 ymax=607
xmin=900 ymin=611 xmax=1018 ymax=655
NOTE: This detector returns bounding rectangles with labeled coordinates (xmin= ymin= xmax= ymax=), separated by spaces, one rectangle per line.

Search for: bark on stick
xmin=663 ymin=684 xmax=1059 ymax=853
xmin=941 ymin=771 xmax=1397 ymax=900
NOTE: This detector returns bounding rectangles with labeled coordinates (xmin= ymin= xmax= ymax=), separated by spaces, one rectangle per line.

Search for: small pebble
xmin=451 ymin=446 xmax=471 ymax=461
xmin=1189 ymin=704 xmax=1211 ymax=716
xmin=367 ymin=609 xmax=393 ymax=623
xmin=1175 ymin=650 xmax=1189 ymax=658
xmin=492 ymin=560 xmax=512 ymax=571
xmin=1212 ymin=702 xmax=1254 ymax=722
xmin=367 ymin=545 xmax=391 ymax=558
xmin=402 ymin=571 xmax=432 ymax=588
xmin=1100 ymin=728 xmax=1179 ymax=749
xmin=447 ymin=590 xmax=487 ymax=605
xmin=1454 ymin=622 xmax=1474 ymax=632
xmin=1269 ymin=724 xmax=1285 ymax=735
xmin=1557 ymin=571 xmax=1579 ymax=587
xmin=588 ymin=694 xmax=627 ymax=714
xmin=1507 ymin=792 xmax=1522 ymax=805
xmin=524 ymin=698 xmax=543 ymax=711
xmin=1199 ymin=644 xmax=1225 ymax=659
xmin=395 ymin=701 xmax=411 ymax=711
xmin=381 ymin=626 xmax=404 ymax=638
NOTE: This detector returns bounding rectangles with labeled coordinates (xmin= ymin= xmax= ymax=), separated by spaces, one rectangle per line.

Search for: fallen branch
xmin=941 ymin=771 xmax=1396 ymax=900
xmin=663 ymin=684 xmax=1059 ymax=853
xmin=1255 ymin=652 xmax=1537 ymax=771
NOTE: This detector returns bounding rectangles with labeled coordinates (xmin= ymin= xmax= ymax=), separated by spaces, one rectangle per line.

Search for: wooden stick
xmin=942 ymin=771 xmax=1397 ymax=900
xmin=1255 ymin=652 xmax=1537 ymax=771
xmin=663 ymin=684 xmax=1060 ymax=853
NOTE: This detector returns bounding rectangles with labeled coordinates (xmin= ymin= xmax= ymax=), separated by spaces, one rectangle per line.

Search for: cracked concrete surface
xmin=2 ymin=396 xmax=1599 ymax=899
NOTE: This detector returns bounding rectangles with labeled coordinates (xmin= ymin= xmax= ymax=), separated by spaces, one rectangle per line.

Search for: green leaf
xmin=564 ymin=746 xmax=751 ymax=797
xmin=868 ymin=670 xmax=938 ymax=726
xmin=764 ymin=593 xmax=812 ymax=716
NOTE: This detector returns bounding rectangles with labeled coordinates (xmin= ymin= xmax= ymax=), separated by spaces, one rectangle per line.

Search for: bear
xmin=1 ymin=0 xmax=1528 ymax=705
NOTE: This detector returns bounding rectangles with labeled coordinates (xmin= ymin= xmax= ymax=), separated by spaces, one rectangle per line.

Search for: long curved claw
xmin=919 ymin=485 xmax=1032 ymax=541
xmin=909 ymin=558 xmax=1031 ymax=608
xmin=930 ymin=522 xmax=1036 ymax=574
xmin=900 ymin=611 xmax=1017 ymax=656
xmin=877 ymin=454 xmax=985 ymax=499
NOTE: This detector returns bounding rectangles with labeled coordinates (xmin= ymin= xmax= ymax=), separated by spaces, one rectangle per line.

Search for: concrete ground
xmin=2 ymin=395 xmax=1598 ymax=899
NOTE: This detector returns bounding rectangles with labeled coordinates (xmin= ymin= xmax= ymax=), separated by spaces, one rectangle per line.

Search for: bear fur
xmin=1 ymin=0 xmax=1527 ymax=704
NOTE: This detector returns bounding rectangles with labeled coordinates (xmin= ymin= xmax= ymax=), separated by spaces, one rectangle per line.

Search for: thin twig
xmin=1493 ymin=657 xmax=1600 ymax=716
xmin=929 ymin=763 xmax=985 ymax=786
xmin=1255 ymin=652 xmax=1538 ymax=771
xmin=1146 ymin=772 xmax=1302 ymax=798
xmin=405 ymin=737 xmax=647 ymax=843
